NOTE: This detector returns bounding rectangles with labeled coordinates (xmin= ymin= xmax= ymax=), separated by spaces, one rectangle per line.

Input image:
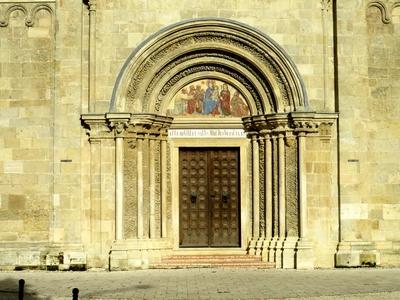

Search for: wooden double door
xmin=179 ymin=148 xmax=240 ymax=247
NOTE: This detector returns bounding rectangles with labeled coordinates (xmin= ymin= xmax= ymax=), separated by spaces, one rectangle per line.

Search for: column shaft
xmin=115 ymin=137 xmax=124 ymax=240
xmin=252 ymin=135 xmax=260 ymax=238
xmin=149 ymin=139 xmax=156 ymax=238
xmin=161 ymin=139 xmax=168 ymax=238
xmin=298 ymin=133 xmax=307 ymax=238
xmin=265 ymin=135 xmax=273 ymax=239
xmin=137 ymin=138 xmax=144 ymax=238
xmin=278 ymin=134 xmax=286 ymax=239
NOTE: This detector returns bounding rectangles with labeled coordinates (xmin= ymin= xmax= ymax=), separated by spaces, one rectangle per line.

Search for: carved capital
xmin=81 ymin=113 xmax=173 ymax=140
xmin=321 ymin=0 xmax=332 ymax=12
xmin=81 ymin=114 xmax=112 ymax=140
xmin=106 ymin=113 xmax=131 ymax=137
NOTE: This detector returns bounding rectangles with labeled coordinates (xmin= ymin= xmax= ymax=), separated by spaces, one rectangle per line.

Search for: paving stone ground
xmin=0 ymin=268 xmax=399 ymax=300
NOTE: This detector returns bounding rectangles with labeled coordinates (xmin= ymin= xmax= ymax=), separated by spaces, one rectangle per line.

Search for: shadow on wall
xmin=0 ymin=278 xmax=42 ymax=300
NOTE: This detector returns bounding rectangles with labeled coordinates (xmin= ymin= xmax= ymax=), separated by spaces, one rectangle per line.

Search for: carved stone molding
xmin=243 ymin=112 xmax=337 ymax=137
xmin=111 ymin=18 xmax=309 ymax=115
xmin=81 ymin=113 xmax=174 ymax=140
xmin=321 ymin=0 xmax=332 ymax=12
xmin=367 ymin=0 xmax=400 ymax=24
xmin=83 ymin=0 xmax=96 ymax=11
xmin=0 ymin=2 xmax=54 ymax=27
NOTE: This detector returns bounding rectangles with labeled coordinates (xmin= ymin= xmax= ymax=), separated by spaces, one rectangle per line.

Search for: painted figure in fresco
xmin=170 ymin=80 xmax=249 ymax=117
xmin=219 ymin=83 xmax=231 ymax=115
xmin=211 ymin=83 xmax=220 ymax=115
xmin=203 ymin=80 xmax=218 ymax=114
xmin=186 ymin=85 xmax=197 ymax=114
xmin=231 ymin=90 xmax=249 ymax=117
xmin=194 ymin=85 xmax=204 ymax=113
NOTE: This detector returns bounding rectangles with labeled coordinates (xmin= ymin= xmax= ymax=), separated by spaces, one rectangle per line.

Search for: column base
xmin=109 ymin=238 xmax=172 ymax=270
xmin=275 ymin=239 xmax=285 ymax=268
xmin=282 ymin=237 xmax=298 ymax=269
xmin=335 ymin=241 xmax=380 ymax=267
xmin=267 ymin=237 xmax=279 ymax=263
xmin=295 ymin=239 xmax=314 ymax=269
xmin=247 ymin=238 xmax=258 ymax=255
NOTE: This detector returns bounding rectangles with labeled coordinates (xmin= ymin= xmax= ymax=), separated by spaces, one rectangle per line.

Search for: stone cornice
xmin=243 ymin=112 xmax=338 ymax=137
xmin=81 ymin=113 xmax=174 ymax=140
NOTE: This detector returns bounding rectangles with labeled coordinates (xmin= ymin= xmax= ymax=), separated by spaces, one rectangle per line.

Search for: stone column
xmin=161 ymin=138 xmax=168 ymax=238
xmin=89 ymin=139 xmax=102 ymax=266
xmin=149 ymin=138 xmax=156 ymax=238
xmin=137 ymin=137 xmax=144 ymax=238
xmin=295 ymin=131 xmax=314 ymax=269
xmin=265 ymin=134 xmax=273 ymax=240
xmin=115 ymin=136 xmax=124 ymax=240
xmin=262 ymin=133 xmax=273 ymax=261
xmin=298 ymin=132 xmax=307 ymax=239
xmin=252 ymin=135 xmax=260 ymax=239
xmin=249 ymin=134 xmax=260 ymax=255
xmin=278 ymin=133 xmax=286 ymax=239
xmin=88 ymin=0 xmax=96 ymax=112
xmin=275 ymin=133 xmax=286 ymax=268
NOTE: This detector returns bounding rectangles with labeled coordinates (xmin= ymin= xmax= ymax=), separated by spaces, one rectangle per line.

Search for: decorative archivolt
xmin=111 ymin=18 xmax=309 ymax=116
xmin=367 ymin=0 xmax=400 ymax=24
xmin=0 ymin=2 xmax=54 ymax=27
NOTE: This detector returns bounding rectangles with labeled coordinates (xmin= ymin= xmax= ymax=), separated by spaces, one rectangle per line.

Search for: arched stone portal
xmin=82 ymin=18 xmax=337 ymax=270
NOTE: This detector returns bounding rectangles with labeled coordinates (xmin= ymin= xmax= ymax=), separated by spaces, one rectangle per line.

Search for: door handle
xmin=190 ymin=192 xmax=197 ymax=204
xmin=222 ymin=191 xmax=229 ymax=203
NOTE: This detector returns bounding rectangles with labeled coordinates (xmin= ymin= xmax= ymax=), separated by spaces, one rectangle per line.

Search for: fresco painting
xmin=167 ymin=79 xmax=250 ymax=117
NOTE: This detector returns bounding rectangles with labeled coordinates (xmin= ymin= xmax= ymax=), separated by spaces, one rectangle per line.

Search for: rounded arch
xmin=110 ymin=18 xmax=309 ymax=115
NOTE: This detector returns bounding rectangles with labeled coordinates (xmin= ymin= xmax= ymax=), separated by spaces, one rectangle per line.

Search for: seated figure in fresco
xmin=203 ymin=80 xmax=218 ymax=114
xmin=231 ymin=90 xmax=249 ymax=117
xmin=219 ymin=83 xmax=231 ymax=115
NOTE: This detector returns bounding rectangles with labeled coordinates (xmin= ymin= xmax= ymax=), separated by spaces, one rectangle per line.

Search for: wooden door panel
xmin=179 ymin=148 xmax=240 ymax=248
xmin=179 ymin=149 xmax=209 ymax=247
xmin=209 ymin=149 xmax=240 ymax=247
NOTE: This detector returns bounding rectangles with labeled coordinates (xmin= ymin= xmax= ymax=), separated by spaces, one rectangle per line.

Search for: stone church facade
xmin=0 ymin=0 xmax=399 ymax=270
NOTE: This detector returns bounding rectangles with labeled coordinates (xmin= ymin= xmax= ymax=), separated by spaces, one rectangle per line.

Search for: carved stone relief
xmin=258 ymin=139 xmax=266 ymax=236
xmin=285 ymin=136 xmax=299 ymax=237
xmin=0 ymin=2 xmax=54 ymax=27
xmin=367 ymin=1 xmax=400 ymax=24
xmin=112 ymin=19 xmax=309 ymax=115
xmin=124 ymin=139 xmax=138 ymax=238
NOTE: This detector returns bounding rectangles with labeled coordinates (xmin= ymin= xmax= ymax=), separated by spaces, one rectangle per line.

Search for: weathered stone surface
xmin=0 ymin=0 xmax=398 ymax=271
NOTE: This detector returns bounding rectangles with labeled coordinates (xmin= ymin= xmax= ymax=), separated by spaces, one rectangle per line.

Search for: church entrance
xmin=179 ymin=148 xmax=241 ymax=247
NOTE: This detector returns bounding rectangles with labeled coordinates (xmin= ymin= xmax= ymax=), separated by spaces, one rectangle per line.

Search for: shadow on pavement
xmin=0 ymin=277 xmax=45 ymax=300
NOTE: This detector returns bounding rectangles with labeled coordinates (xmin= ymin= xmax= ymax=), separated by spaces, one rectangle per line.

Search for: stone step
xmin=153 ymin=254 xmax=275 ymax=269
xmin=162 ymin=255 xmax=261 ymax=262
xmin=152 ymin=262 xmax=275 ymax=269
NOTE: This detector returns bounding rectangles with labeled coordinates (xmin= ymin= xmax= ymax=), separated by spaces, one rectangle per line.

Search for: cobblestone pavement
xmin=0 ymin=268 xmax=399 ymax=299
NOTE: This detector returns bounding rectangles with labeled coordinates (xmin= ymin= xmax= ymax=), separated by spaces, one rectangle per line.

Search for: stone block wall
xmin=93 ymin=0 xmax=335 ymax=113
xmin=0 ymin=0 xmax=399 ymax=270
xmin=0 ymin=3 xmax=54 ymax=267
xmin=335 ymin=0 xmax=400 ymax=267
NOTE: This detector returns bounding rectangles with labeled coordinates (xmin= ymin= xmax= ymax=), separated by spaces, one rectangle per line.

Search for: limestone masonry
xmin=0 ymin=0 xmax=399 ymax=270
